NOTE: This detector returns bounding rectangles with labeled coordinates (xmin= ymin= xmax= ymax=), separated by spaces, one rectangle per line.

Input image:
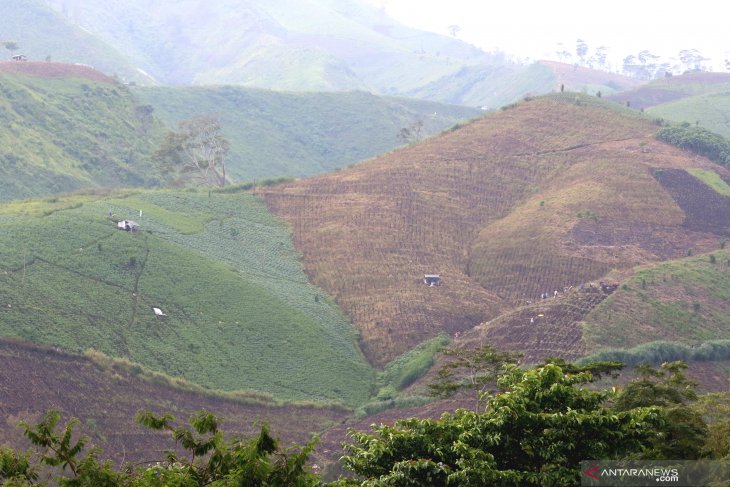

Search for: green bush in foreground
xmin=1 ymin=362 xmax=727 ymax=486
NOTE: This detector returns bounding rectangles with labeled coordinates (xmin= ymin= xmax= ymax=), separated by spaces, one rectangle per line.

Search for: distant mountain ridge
xmin=0 ymin=67 xmax=480 ymax=201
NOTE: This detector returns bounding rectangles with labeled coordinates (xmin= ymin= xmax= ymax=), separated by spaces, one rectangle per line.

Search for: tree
xmin=613 ymin=361 xmax=708 ymax=460
xmin=338 ymin=364 xmax=668 ymax=486
xmin=3 ymin=42 xmax=19 ymax=56
xmin=397 ymin=120 xmax=424 ymax=146
xmin=155 ymin=116 xmax=230 ymax=188
xmin=575 ymin=39 xmax=588 ymax=66
xmin=427 ymin=344 xmax=521 ymax=409
xmin=0 ymin=409 xmax=321 ymax=486
xmin=679 ymin=49 xmax=707 ymax=72
xmin=447 ymin=25 xmax=461 ymax=37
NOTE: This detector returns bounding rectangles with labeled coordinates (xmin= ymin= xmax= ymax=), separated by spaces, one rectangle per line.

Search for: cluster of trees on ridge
xmin=2 ymin=347 xmax=729 ymax=486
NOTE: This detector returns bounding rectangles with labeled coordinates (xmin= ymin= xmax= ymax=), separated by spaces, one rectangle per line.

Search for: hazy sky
xmin=366 ymin=0 xmax=728 ymax=70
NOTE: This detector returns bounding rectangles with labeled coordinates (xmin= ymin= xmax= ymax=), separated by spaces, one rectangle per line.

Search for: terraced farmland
xmin=263 ymin=93 xmax=730 ymax=366
xmin=0 ymin=339 xmax=348 ymax=467
xmin=0 ymin=190 xmax=374 ymax=405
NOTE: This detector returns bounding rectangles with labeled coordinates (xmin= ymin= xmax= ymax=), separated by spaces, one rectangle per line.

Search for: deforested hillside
xmin=0 ymin=68 xmax=164 ymax=201
xmin=0 ymin=0 xmax=148 ymax=84
xmin=262 ymin=93 xmax=730 ymax=366
xmin=0 ymin=190 xmax=374 ymax=405
xmin=0 ymin=338 xmax=348 ymax=466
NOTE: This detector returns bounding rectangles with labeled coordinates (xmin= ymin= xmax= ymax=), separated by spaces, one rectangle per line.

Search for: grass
xmin=0 ymin=190 xmax=375 ymax=406
xmin=0 ymin=72 xmax=164 ymax=202
xmin=649 ymin=93 xmax=730 ymax=138
xmin=583 ymin=250 xmax=730 ymax=350
xmin=132 ymin=86 xmax=482 ymax=181
xmin=687 ymin=168 xmax=730 ymax=196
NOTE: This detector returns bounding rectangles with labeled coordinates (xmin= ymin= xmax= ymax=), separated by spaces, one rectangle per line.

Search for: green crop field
xmin=583 ymin=250 xmax=730 ymax=350
xmin=0 ymin=190 xmax=374 ymax=406
xmin=648 ymin=92 xmax=730 ymax=138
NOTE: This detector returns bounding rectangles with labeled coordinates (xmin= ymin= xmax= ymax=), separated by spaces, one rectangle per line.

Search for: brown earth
xmin=538 ymin=60 xmax=647 ymax=92
xmin=0 ymin=61 xmax=116 ymax=84
xmin=0 ymin=338 xmax=348 ymax=466
xmin=653 ymin=168 xmax=730 ymax=236
xmin=262 ymin=96 xmax=730 ymax=367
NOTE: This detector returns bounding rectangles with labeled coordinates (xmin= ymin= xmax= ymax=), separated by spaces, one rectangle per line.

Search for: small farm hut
xmin=152 ymin=307 xmax=167 ymax=319
xmin=424 ymin=274 xmax=442 ymax=286
xmin=117 ymin=220 xmax=139 ymax=232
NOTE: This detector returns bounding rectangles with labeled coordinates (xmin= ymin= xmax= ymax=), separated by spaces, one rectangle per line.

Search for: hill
xmin=132 ymin=86 xmax=482 ymax=181
xmin=0 ymin=189 xmax=374 ymax=405
xmin=538 ymin=60 xmax=647 ymax=95
xmin=39 ymin=0 xmax=535 ymax=106
xmin=607 ymin=72 xmax=730 ymax=138
xmin=0 ymin=69 xmax=163 ymax=202
xmin=607 ymin=72 xmax=730 ymax=110
xmin=0 ymin=338 xmax=348 ymax=467
xmin=262 ymin=93 xmax=730 ymax=367
xmin=0 ymin=69 xmax=480 ymax=200
xmin=0 ymin=0 xmax=150 ymax=84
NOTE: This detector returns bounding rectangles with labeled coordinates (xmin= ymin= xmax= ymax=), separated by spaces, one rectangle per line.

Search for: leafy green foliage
xmin=0 ymin=190 xmax=373 ymax=405
xmin=134 ymin=86 xmax=482 ymax=181
xmin=656 ymin=124 xmax=730 ymax=167
xmin=427 ymin=344 xmax=521 ymax=408
xmin=613 ymin=362 xmax=708 ymax=460
xmin=339 ymin=364 xmax=667 ymax=486
xmin=0 ymin=410 xmax=321 ymax=486
xmin=0 ymin=73 xmax=164 ymax=202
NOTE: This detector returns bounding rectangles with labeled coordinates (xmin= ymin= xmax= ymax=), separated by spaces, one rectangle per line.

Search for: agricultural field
xmin=262 ymin=93 xmax=730 ymax=366
xmin=0 ymin=190 xmax=374 ymax=405
xmin=583 ymin=250 xmax=730 ymax=350
xmin=0 ymin=338 xmax=348 ymax=467
xmin=607 ymin=71 xmax=730 ymax=110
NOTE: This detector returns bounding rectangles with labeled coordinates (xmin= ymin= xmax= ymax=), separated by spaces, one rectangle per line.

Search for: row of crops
xmin=0 ymin=190 xmax=375 ymax=406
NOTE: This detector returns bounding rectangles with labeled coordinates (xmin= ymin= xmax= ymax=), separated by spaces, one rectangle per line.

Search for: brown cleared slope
xmin=261 ymin=95 xmax=659 ymax=366
xmin=468 ymin=138 xmax=730 ymax=304
xmin=538 ymin=60 xmax=646 ymax=93
xmin=0 ymin=339 xmax=347 ymax=466
xmin=0 ymin=61 xmax=117 ymax=83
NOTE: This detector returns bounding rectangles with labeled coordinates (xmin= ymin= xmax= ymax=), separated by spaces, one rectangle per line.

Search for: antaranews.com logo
xmin=580 ymin=461 xmax=728 ymax=486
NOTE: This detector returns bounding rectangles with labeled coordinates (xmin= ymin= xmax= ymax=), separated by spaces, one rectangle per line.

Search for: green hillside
xmin=583 ymin=250 xmax=730 ymax=350
xmin=0 ymin=190 xmax=374 ymax=405
xmin=648 ymin=92 xmax=730 ymax=138
xmin=0 ymin=0 xmax=149 ymax=84
xmin=40 ymin=0 xmax=522 ymax=105
xmin=134 ymin=86 xmax=482 ymax=180
xmin=405 ymin=62 xmax=556 ymax=110
xmin=0 ymin=71 xmax=163 ymax=202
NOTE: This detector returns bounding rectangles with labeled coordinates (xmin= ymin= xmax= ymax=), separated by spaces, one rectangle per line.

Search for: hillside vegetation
xmin=263 ymin=93 xmax=730 ymax=366
xmin=0 ymin=190 xmax=374 ymax=405
xmin=0 ymin=339 xmax=348 ymax=466
xmin=133 ymin=86 xmax=482 ymax=181
xmin=608 ymin=72 xmax=730 ymax=138
xmin=0 ymin=0 xmax=148 ymax=83
xmin=584 ymin=250 xmax=730 ymax=349
xmin=0 ymin=68 xmax=481 ymax=200
xmin=42 ymin=0 xmax=497 ymax=97
xmin=0 ymin=70 xmax=163 ymax=201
